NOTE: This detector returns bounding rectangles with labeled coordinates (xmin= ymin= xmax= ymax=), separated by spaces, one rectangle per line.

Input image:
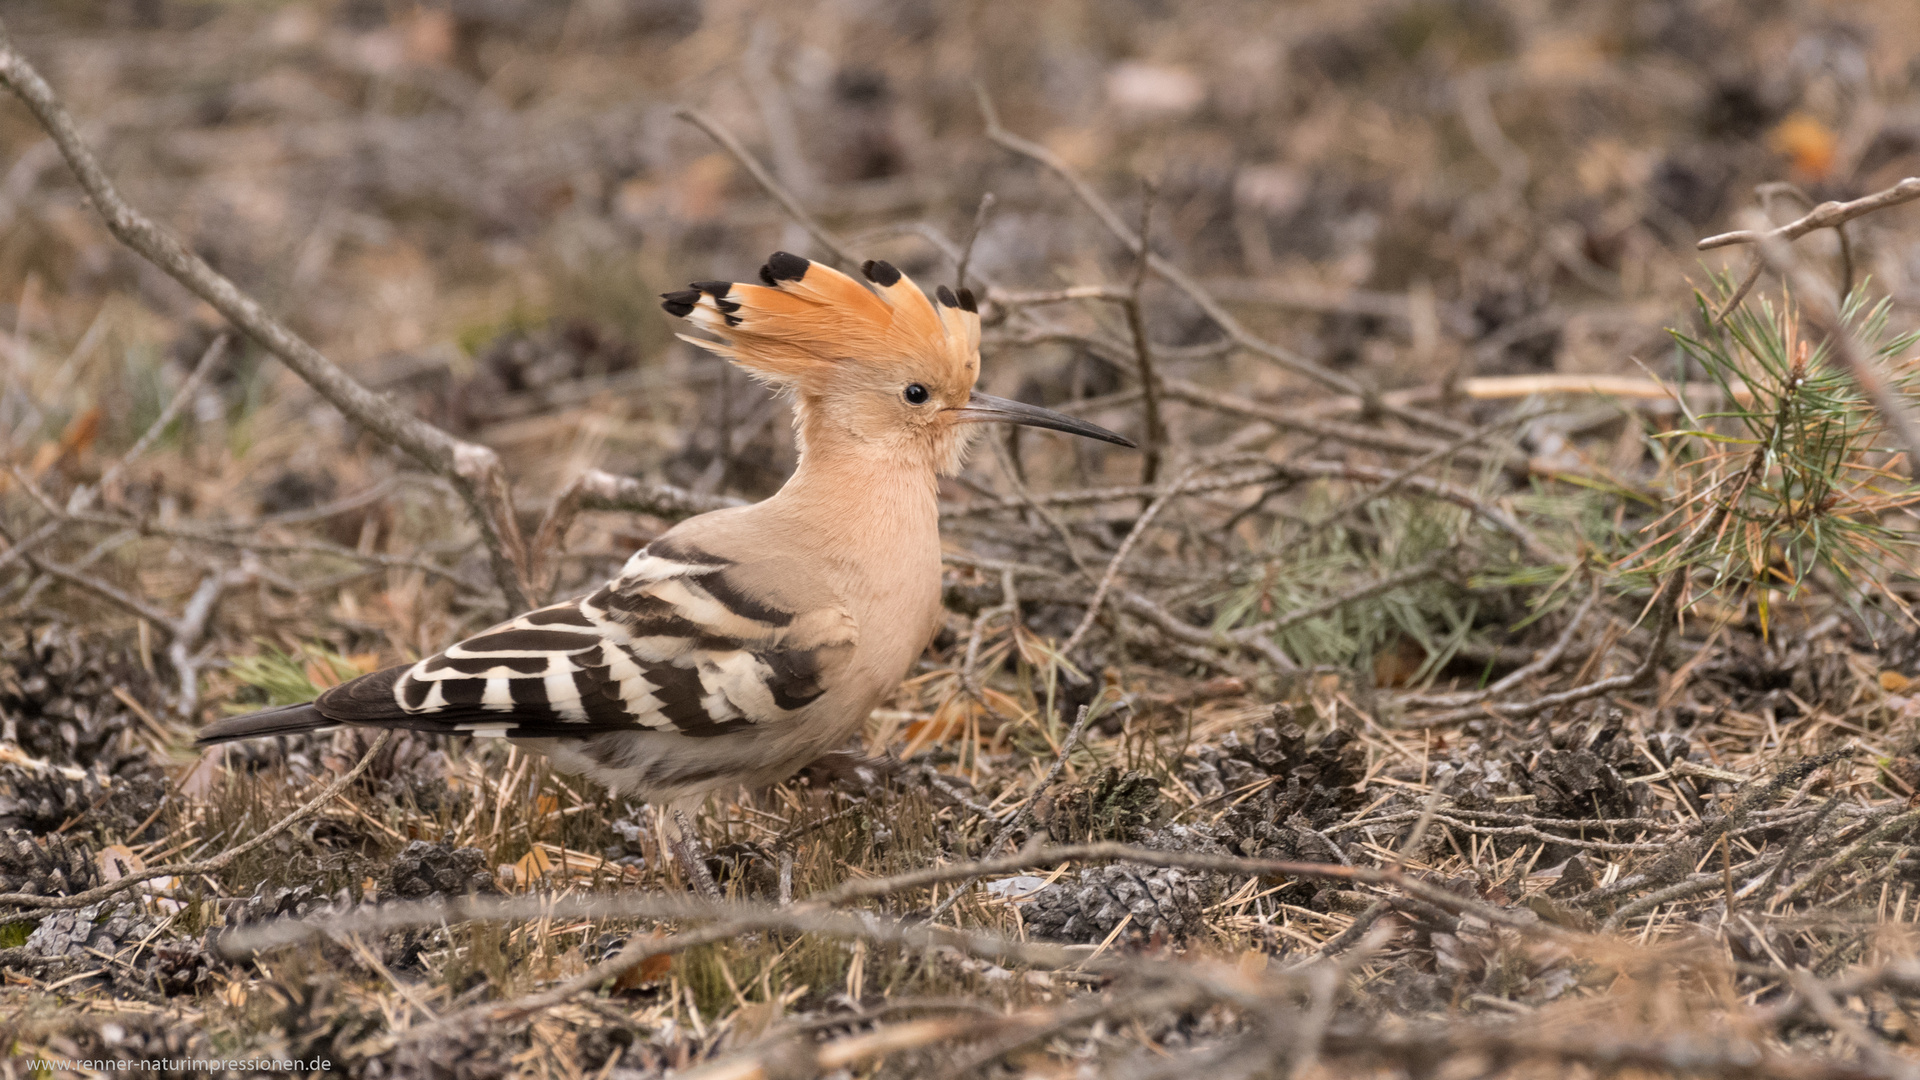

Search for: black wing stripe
xmin=509 ymin=678 xmax=555 ymax=710
xmin=695 ymin=570 xmax=795 ymax=628
xmin=460 ymin=629 xmax=602 ymax=653
xmin=573 ymin=666 xmax=632 ymax=724
xmin=643 ymin=661 xmax=743 ymax=737
xmin=645 ymin=537 xmax=729 ymax=567
xmin=524 ymin=606 xmax=596 ymax=628
xmin=401 ymin=674 xmax=432 ymax=710
xmin=440 ymin=678 xmax=486 ymax=708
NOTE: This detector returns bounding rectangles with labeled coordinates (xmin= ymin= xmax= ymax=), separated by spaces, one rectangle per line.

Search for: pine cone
xmin=24 ymin=901 xmax=150 ymax=961
xmin=708 ymin=841 xmax=779 ymax=897
xmin=1024 ymin=863 xmax=1210 ymax=944
xmin=232 ymin=883 xmax=330 ymax=925
xmin=1185 ymin=708 xmax=1365 ymax=823
xmin=1 ymin=625 xmax=159 ymax=774
xmin=1045 ymin=767 xmax=1163 ymax=843
xmin=0 ymin=765 xmax=166 ymax=841
xmin=1526 ymin=745 xmax=1650 ymax=820
xmin=1185 ymin=711 xmax=1367 ymax=861
xmin=387 ymin=840 xmax=498 ymax=900
xmin=149 ymin=939 xmax=215 ymax=996
xmin=0 ymin=829 xmax=99 ymax=896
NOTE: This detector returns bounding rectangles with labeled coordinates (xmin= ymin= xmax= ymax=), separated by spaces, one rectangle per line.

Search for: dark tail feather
xmin=195 ymin=702 xmax=336 ymax=746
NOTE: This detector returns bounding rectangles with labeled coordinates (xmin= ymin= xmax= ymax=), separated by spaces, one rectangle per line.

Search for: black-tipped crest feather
xmin=761 ymin=251 xmax=811 ymax=284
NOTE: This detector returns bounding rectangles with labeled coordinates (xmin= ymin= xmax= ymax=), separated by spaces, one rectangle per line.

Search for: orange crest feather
xmin=661 ymin=252 xmax=980 ymax=389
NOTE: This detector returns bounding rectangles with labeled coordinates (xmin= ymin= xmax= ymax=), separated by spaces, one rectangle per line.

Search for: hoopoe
xmin=197 ymin=252 xmax=1133 ymax=894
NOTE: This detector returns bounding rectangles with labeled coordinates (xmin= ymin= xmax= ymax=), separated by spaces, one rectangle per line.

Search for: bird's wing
xmin=314 ymin=537 xmax=857 ymax=740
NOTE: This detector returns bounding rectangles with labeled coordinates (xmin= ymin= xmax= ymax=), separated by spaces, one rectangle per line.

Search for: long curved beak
xmin=954 ymin=391 xmax=1138 ymax=448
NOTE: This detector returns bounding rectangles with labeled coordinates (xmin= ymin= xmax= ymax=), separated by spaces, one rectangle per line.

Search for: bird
xmin=197 ymin=251 xmax=1135 ymax=896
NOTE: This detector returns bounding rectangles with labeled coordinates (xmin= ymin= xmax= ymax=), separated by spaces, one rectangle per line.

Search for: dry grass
xmin=4 ymin=0 xmax=1920 ymax=1076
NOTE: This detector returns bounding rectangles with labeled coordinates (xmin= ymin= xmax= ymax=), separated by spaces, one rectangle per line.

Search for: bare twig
xmin=1773 ymin=807 xmax=1920 ymax=908
xmin=975 ymin=86 xmax=1360 ymax=398
xmin=1324 ymin=1022 xmax=1906 ymax=1080
xmin=1456 ymin=70 xmax=1529 ymax=196
xmin=1398 ymin=584 xmax=1598 ymax=709
xmin=168 ymin=568 xmax=248 ymax=717
xmin=956 ymin=191 xmax=996 ymax=292
xmin=1757 ymin=795 xmax=1844 ymax=905
xmin=681 ymin=1015 xmax=1020 ymax=1080
xmin=224 ymin=841 xmax=1547 ymax=958
xmin=1701 ymin=176 xmax=1920 ymax=322
xmin=1161 ymin=377 xmax=1529 ymax=475
xmin=96 ymin=331 xmax=228 ymax=498
xmin=1699 ymin=177 xmax=1920 ymax=251
xmin=526 ymin=468 xmax=742 ymax=600
xmin=1404 ymin=570 xmax=1681 ymax=727
xmin=959 ymin=569 xmax=1018 ymax=701
xmin=1059 ymin=459 xmax=1214 ymax=658
xmin=676 ymin=106 xmax=854 ymax=266
xmin=1124 ymin=180 xmax=1166 ymax=485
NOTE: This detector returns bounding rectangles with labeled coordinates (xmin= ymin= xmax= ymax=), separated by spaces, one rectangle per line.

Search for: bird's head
xmin=663 ymin=252 xmax=1133 ymax=475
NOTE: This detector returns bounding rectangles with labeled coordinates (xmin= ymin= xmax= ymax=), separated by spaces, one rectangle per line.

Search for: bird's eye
xmin=904 ymin=384 xmax=930 ymax=405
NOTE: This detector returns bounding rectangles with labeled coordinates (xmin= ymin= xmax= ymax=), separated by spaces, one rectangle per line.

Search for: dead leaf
xmin=58 ymin=407 xmax=102 ymax=459
xmin=513 ymin=846 xmax=553 ymax=886
xmin=97 ymin=844 xmax=143 ymax=883
xmin=1881 ymin=670 xmax=1910 ymax=693
xmin=612 ymin=932 xmax=674 ymax=989
xmin=1770 ymin=113 xmax=1837 ymax=180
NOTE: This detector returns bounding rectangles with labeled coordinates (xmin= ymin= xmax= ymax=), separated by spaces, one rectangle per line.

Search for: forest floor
xmin=5 ymin=0 xmax=1920 ymax=1076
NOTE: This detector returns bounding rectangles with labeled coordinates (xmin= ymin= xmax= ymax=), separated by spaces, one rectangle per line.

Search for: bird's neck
xmin=769 ymin=441 xmax=942 ymax=561
xmin=755 ymin=414 xmax=948 ymax=672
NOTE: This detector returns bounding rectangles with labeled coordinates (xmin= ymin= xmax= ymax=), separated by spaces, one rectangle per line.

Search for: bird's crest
xmin=662 ymin=253 xmax=980 ymax=388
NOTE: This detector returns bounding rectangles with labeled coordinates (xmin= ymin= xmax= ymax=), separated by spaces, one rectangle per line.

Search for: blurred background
xmin=5 ymin=0 xmax=1917 ymax=511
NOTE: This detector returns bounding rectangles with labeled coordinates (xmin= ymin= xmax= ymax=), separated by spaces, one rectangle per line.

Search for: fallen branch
xmin=679 ymin=1015 xmax=1020 ymax=1080
xmin=1699 ymin=177 xmax=1920 ymax=251
xmin=1699 ymin=176 xmax=1920 ymax=321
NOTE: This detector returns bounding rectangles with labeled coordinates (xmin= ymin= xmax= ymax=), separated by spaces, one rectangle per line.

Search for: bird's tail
xmin=195 ymin=702 xmax=337 ymax=746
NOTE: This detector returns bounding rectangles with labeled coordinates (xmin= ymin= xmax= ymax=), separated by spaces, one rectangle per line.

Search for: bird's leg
xmin=670 ymin=809 xmax=723 ymax=901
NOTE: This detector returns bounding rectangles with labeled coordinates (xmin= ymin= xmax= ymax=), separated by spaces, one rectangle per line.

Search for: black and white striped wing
xmin=314 ymin=540 xmax=857 ymax=740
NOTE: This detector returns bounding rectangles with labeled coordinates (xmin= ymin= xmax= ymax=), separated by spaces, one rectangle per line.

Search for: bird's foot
xmin=672 ymin=809 xmax=724 ymax=902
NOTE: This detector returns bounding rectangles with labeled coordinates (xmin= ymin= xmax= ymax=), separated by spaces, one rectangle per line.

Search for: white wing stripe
xmin=482 ymin=679 xmax=513 ymax=710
